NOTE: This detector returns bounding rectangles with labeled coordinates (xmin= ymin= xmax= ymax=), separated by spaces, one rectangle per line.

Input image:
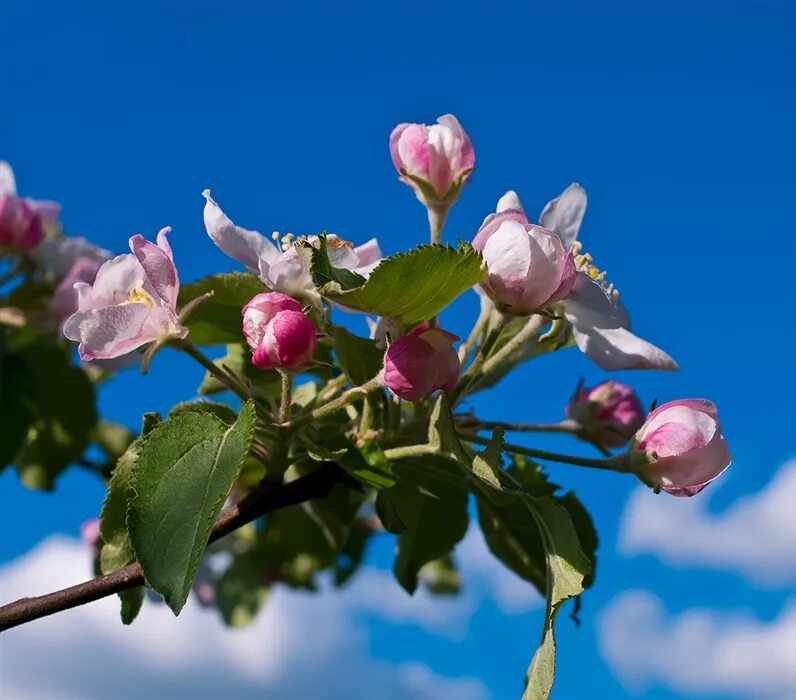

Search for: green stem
xmin=427 ymin=204 xmax=449 ymax=245
xmin=310 ymin=374 xmax=384 ymax=422
xmin=457 ymin=299 xmax=491 ymax=365
xmin=457 ymin=417 xmax=581 ymax=435
xmin=173 ymin=339 xmax=250 ymax=403
xmin=459 ymin=433 xmax=629 ymax=472
xmin=479 ymin=313 xmax=546 ymax=376
xmin=450 ymin=316 xmax=506 ymax=404
xmin=383 ymin=443 xmax=440 ymax=460
xmin=316 ymin=373 xmax=348 ymax=403
xmin=278 ymin=370 xmax=293 ymax=423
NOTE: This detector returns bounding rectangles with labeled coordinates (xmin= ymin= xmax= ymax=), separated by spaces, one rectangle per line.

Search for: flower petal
xmin=0 ymin=161 xmax=16 ymax=196
xmin=130 ymin=228 xmax=179 ymax=309
xmin=496 ymin=190 xmax=525 ymax=215
xmin=539 ymin=183 xmax=587 ymax=248
xmin=63 ymin=303 xmax=155 ymax=360
xmin=202 ymin=190 xmax=278 ymax=271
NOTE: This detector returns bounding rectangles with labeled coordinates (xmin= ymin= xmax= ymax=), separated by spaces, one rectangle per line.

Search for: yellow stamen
xmin=125 ymin=280 xmax=156 ymax=308
xmin=571 ymin=242 xmax=619 ymax=301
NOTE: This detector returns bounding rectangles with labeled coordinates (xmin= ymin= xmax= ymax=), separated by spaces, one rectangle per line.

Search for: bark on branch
xmin=0 ymin=462 xmax=346 ymax=632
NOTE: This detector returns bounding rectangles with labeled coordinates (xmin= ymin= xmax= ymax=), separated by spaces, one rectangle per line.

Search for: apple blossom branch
xmin=0 ymin=462 xmax=347 ymax=633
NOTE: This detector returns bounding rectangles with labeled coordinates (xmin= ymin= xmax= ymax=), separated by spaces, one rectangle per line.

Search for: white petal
xmin=496 ymin=190 xmax=525 ymax=214
xmin=0 ymin=161 xmax=17 ymax=196
xmin=202 ymin=190 xmax=277 ymax=272
xmin=539 ymin=183 xmax=587 ymax=248
xmin=564 ymin=275 xmax=677 ymax=371
xmin=570 ymin=325 xmax=678 ymax=371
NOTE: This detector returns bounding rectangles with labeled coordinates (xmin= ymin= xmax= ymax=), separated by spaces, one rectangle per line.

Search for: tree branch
xmin=0 ymin=462 xmax=346 ymax=632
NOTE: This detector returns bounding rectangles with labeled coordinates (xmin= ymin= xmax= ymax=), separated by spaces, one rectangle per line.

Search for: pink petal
xmin=130 ymin=229 xmax=179 ymax=309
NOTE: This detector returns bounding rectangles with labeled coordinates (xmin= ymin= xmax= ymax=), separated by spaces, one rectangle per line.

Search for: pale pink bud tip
xmin=633 ymin=399 xmax=731 ymax=497
xmin=242 ymin=291 xmax=317 ymax=370
xmin=80 ymin=518 xmax=101 ymax=551
xmin=384 ymin=326 xmax=460 ymax=402
xmin=389 ymin=114 xmax=474 ymax=205
xmin=0 ymin=193 xmax=45 ymax=250
xmin=472 ymin=210 xmax=575 ymax=315
xmin=567 ymin=380 xmax=645 ymax=448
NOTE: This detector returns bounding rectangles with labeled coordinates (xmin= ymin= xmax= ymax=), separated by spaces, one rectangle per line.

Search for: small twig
xmin=0 ymin=462 xmax=345 ymax=632
xmin=459 ymin=433 xmax=629 ymax=472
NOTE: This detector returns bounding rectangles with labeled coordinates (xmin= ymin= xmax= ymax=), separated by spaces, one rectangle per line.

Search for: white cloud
xmin=597 ymin=590 xmax=796 ymax=699
xmin=0 ymin=527 xmax=539 ymax=700
xmin=619 ymin=459 xmax=796 ymax=586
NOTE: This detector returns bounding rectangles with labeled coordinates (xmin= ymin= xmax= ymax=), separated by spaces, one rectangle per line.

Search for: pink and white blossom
xmin=203 ymin=190 xmax=381 ymax=302
xmin=632 ymin=399 xmax=731 ymax=497
xmin=472 ymin=209 xmax=576 ymax=314
xmin=242 ymin=291 xmax=317 ymax=370
xmin=389 ymin=114 xmax=474 ymax=206
xmin=494 ymin=186 xmax=677 ymax=371
xmin=0 ymin=161 xmax=61 ymax=251
xmin=566 ymin=380 xmax=645 ymax=448
xmin=383 ymin=326 xmax=460 ymax=401
xmin=63 ymin=228 xmax=184 ymax=361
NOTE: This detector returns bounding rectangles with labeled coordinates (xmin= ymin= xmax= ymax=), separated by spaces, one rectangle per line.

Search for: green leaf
xmin=169 ymin=400 xmax=239 ymax=424
xmin=178 ymin=273 xmax=268 ymax=345
xmin=385 ymin=475 xmax=469 ymax=594
xmin=523 ymin=496 xmax=590 ymax=700
xmin=120 ymin=588 xmax=145 ymax=625
xmin=297 ymin=236 xmax=366 ymax=291
xmin=100 ymin=439 xmax=141 ymax=575
xmin=303 ymin=433 xmax=395 ymax=489
xmin=14 ymin=343 xmax=97 ymax=489
xmin=311 ymin=243 xmax=485 ymax=328
xmin=100 ymin=437 xmax=146 ymax=624
xmin=129 ymin=401 xmax=256 ymax=614
xmin=471 ymin=429 xmax=505 ymax=491
xmin=0 ymin=347 xmax=35 ymax=469
xmin=215 ymin=551 xmax=270 ymax=628
xmin=328 ymin=326 xmax=383 ymax=386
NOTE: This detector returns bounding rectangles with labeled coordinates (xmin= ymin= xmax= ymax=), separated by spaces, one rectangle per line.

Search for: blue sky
xmin=1 ymin=1 xmax=795 ymax=698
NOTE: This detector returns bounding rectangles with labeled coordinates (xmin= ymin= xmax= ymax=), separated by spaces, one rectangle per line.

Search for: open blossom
xmin=0 ymin=161 xmax=61 ymax=251
xmin=632 ymin=399 xmax=731 ymax=497
xmin=497 ymin=186 xmax=677 ymax=371
xmin=63 ymin=228 xmax=184 ymax=361
xmin=34 ymin=235 xmax=112 ymax=281
xmin=384 ymin=326 xmax=460 ymax=401
xmin=472 ymin=209 xmax=576 ymax=314
xmin=389 ymin=114 xmax=474 ymax=207
xmin=567 ymin=380 xmax=645 ymax=448
xmin=203 ymin=190 xmax=381 ymax=302
xmin=242 ymin=292 xmax=317 ymax=370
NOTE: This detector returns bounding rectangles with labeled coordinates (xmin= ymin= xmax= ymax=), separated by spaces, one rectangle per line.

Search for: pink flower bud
xmin=472 ymin=209 xmax=576 ymax=314
xmin=242 ymin=291 xmax=317 ymax=370
xmin=0 ymin=161 xmax=60 ymax=251
xmin=384 ymin=326 xmax=460 ymax=401
xmin=80 ymin=518 xmax=101 ymax=552
xmin=633 ymin=399 xmax=731 ymax=497
xmin=389 ymin=114 xmax=474 ymax=206
xmin=0 ymin=193 xmax=44 ymax=250
xmin=566 ymin=380 xmax=645 ymax=448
